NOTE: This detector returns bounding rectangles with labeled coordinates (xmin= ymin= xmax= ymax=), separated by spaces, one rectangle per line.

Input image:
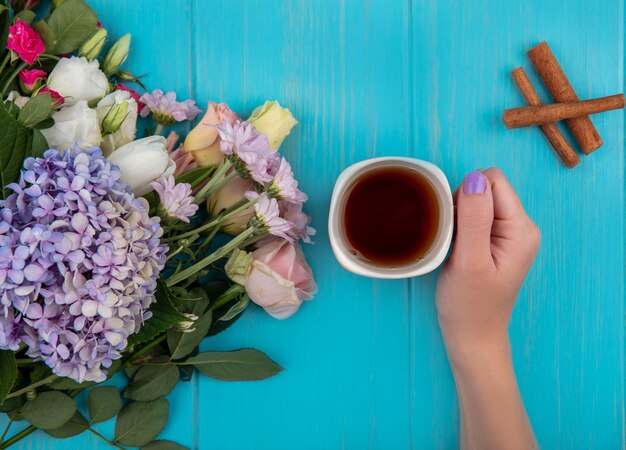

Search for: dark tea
xmin=343 ymin=166 xmax=440 ymax=267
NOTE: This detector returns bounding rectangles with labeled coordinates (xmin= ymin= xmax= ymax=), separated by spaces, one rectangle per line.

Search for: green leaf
xmin=166 ymin=311 xmax=211 ymax=361
xmin=18 ymin=93 xmax=55 ymax=128
xmin=0 ymin=6 xmax=9 ymax=60
xmin=32 ymin=20 xmax=57 ymax=52
xmin=46 ymin=0 xmax=98 ymax=54
xmin=127 ymin=280 xmax=189 ymax=347
xmin=182 ymin=349 xmax=283 ymax=382
xmin=167 ymin=308 xmax=212 ymax=360
xmin=49 ymin=377 xmax=96 ymax=390
xmin=124 ymin=364 xmax=179 ymax=402
xmin=114 ymin=399 xmax=169 ymax=447
xmin=4 ymin=101 xmax=20 ymax=119
xmin=124 ymin=350 xmax=167 ymax=380
xmin=14 ymin=10 xmax=36 ymax=24
xmin=142 ymin=440 xmax=189 ymax=450
xmin=0 ymin=350 xmax=17 ymax=404
xmin=88 ymin=386 xmax=121 ymax=424
xmin=34 ymin=117 xmax=55 ymax=130
xmin=29 ymin=362 xmax=51 ymax=384
xmin=46 ymin=411 xmax=88 ymax=438
xmin=0 ymin=101 xmax=50 ymax=199
xmin=21 ymin=391 xmax=76 ymax=430
xmin=219 ymin=293 xmax=250 ymax=322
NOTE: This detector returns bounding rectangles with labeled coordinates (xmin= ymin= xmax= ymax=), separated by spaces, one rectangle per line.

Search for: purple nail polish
xmin=463 ymin=170 xmax=486 ymax=194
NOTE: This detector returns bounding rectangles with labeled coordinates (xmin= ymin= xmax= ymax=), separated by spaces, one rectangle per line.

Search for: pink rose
xmin=6 ymin=19 xmax=44 ymax=65
xmin=19 ymin=68 xmax=46 ymax=92
xmin=229 ymin=240 xmax=316 ymax=319
xmin=37 ymin=87 xmax=64 ymax=106
xmin=115 ymin=83 xmax=145 ymax=113
xmin=183 ymin=101 xmax=239 ymax=167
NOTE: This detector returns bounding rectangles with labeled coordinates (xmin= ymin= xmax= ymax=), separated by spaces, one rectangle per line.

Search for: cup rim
xmin=328 ymin=157 xmax=454 ymax=279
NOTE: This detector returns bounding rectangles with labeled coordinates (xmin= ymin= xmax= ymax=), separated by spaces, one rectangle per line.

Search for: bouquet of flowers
xmin=0 ymin=1 xmax=316 ymax=448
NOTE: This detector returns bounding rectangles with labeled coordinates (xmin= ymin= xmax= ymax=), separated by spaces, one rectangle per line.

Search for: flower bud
xmin=101 ymin=100 xmax=129 ymax=136
xmin=79 ymin=28 xmax=108 ymax=60
xmin=225 ymin=249 xmax=253 ymax=285
xmin=102 ymin=33 xmax=131 ymax=75
xmin=117 ymin=70 xmax=136 ymax=81
xmin=18 ymin=68 xmax=46 ymax=94
xmin=176 ymin=313 xmax=199 ymax=333
xmin=247 ymin=101 xmax=298 ymax=150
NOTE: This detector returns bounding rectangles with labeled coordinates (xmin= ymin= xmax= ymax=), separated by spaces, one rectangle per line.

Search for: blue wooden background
xmin=9 ymin=0 xmax=625 ymax=448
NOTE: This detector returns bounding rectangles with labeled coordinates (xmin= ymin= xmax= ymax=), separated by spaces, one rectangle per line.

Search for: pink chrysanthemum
xmin=140 ymin=89 xmax=201 ymax=126
xmin=266 ymin=157 xmax=308 ymax=204
xmin=245 ymin=191 xmax=293 ymax=241
xmin=216 ymin=120 xmax=278 ymax=185
xmin=150 ymin=175 xmax=198 ymax=223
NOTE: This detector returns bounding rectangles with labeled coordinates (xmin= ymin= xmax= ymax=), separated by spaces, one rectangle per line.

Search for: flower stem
xmin=0 ymin=416 xmax=14 ymax=443
xmin=14 ymin=358 xmax=35 ymax=366
xmin=88 ymin=427 xmax=125 ymax=449
xmin=166 ymin=227 xmax=256 ymax=287
xmin=0 ymin=425 xmax=35 ymax=449
xmin=154 ymin=124 xmax=164 ymax=136
xmin=0 ymin=54 xmax=10 ymax=77
xmin=193 ymin=159 xmax=233 ymax=205
xmin=1 ymin=61 xmax=27 ymax=97
xmin=210 ymin=285 xmax=245 ymax=311
xmin=164 ymin=198 xmax=257 ymax=244
xmin=5 ymin=374 xmax=58 ymax=400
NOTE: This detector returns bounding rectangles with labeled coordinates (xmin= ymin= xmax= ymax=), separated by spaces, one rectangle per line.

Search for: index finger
xmin=482 ymin=168 xmax=527 ymax=221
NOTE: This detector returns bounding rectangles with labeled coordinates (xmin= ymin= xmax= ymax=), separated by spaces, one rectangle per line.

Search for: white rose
xmin=96 ymin=90 xmax=138 ymax=156
xmin=107 ymin=136 xmax=176 ymax=197
xmin=6 ymin=91 xmax=29 ymax=109
xmin=47 ymin=56 xmax=109 ymax=107
xmin=40 ymin=101 xmax=102 ymax=152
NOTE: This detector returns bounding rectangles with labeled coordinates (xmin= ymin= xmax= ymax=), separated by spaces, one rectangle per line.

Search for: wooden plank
xmin=409 ymin=1 xmax=624 ymax=448
xmin=192 ymin=1 xmax=412 ymax=449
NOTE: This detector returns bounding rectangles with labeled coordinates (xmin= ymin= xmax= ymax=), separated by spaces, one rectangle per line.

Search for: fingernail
xmin=463 ymin=170 xmax=486 ymax=194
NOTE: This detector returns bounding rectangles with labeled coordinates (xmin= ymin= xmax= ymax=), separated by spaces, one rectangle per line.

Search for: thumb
xmin=452 ymin=170 xmax=494 ymax=266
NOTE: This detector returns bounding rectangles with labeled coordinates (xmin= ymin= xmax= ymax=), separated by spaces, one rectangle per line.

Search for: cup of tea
xmin=328 ymin=157 xmax=454 ymax=279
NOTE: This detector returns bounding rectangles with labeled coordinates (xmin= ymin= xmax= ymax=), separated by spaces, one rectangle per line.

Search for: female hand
xmin=436 ymin=168 xmax=540 ymax=449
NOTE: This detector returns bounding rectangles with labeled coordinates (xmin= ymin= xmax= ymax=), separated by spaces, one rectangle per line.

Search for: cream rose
xmin=47 ymin=56 xmax=109 ymax=106
xmin=107 ymin=136 xmax=175 ymax=196
xmin=40 ymin=100 xmax=102 ymax=152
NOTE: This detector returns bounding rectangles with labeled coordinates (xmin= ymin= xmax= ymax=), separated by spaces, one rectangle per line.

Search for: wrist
xmin=443 ymin=333 xmax=513 ymax=377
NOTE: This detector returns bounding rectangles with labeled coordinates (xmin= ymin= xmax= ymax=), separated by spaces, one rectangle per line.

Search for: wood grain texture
xmin=3 ymin=0 xmax=623 ymax=449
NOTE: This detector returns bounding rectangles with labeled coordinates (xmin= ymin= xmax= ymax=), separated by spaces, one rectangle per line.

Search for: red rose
xmin=6 ymin=19 xmax=45 ymax=65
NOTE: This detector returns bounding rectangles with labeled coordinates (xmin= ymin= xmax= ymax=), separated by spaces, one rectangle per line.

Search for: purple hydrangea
xmin=0 ymin=147 xmax=167 ymax=382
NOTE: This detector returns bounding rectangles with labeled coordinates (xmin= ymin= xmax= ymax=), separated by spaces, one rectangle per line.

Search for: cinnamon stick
xmin=504 ymin=94 xmax=625 ymax=129
xmin=528 ymin=42 xmax=603 ymax=154
xmin=510 ymin=67 xmax=580 ymax=168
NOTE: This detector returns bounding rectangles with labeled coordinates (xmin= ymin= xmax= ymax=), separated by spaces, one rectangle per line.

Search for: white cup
xmin=328 ymin=157 xmax=454 ymax=279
